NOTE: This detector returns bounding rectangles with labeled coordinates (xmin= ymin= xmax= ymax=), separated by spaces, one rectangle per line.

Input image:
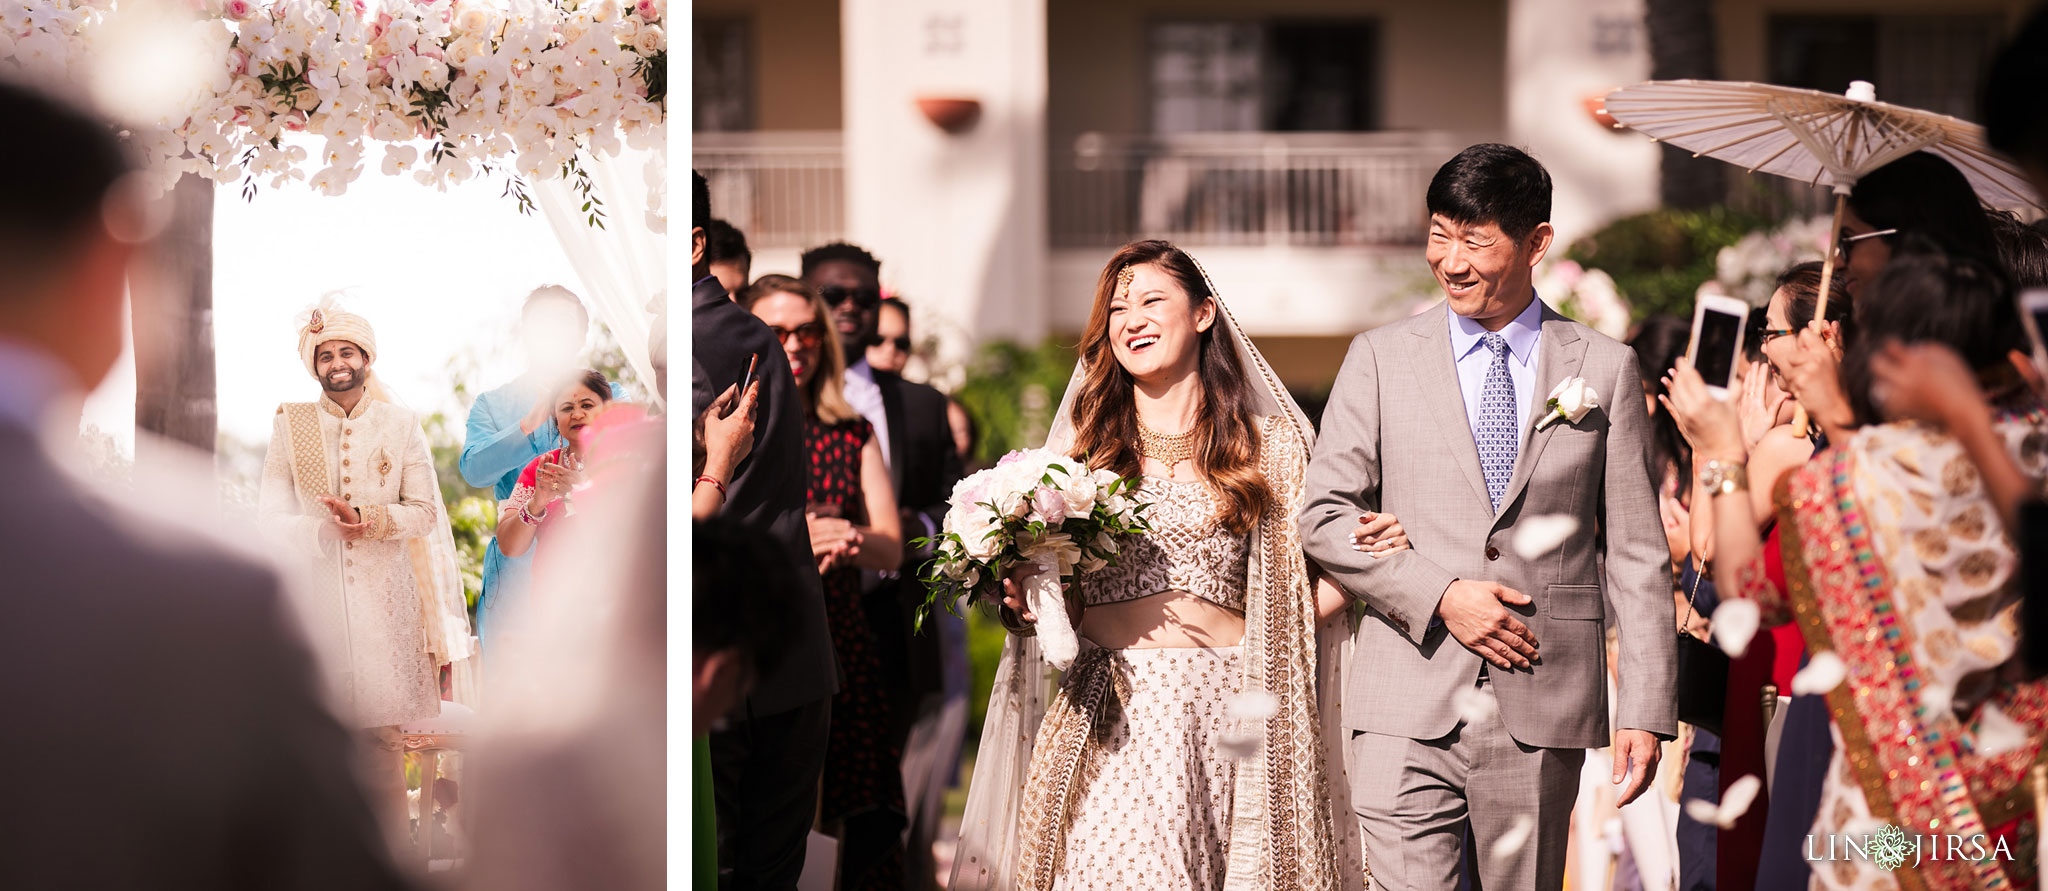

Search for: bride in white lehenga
xmin=950 ymin=241 xmax=1386 ymax=890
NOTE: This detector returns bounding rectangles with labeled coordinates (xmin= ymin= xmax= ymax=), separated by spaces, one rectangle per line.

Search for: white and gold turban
xmin=294 ymin=295 xmax=378 ymax=378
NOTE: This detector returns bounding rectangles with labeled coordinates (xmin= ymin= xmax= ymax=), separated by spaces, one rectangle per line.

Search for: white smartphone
xmin=2019 ymin=289 xmax=2048 ymax=379
xmin=1687 ymin=294 xmax=1751 ymax=398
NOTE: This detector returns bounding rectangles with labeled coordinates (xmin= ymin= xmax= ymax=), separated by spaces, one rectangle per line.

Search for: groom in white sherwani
xmin=1301 ymin=144 xmax=1675 ymax=889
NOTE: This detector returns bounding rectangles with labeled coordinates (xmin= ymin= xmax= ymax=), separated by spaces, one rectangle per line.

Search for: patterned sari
xmin=1731 ymin=411 xmax=2048 ymax=890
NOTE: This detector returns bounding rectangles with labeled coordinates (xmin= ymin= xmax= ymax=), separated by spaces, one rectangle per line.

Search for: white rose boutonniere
xmin=1536 ymin=377 xmax=1599 ymax=431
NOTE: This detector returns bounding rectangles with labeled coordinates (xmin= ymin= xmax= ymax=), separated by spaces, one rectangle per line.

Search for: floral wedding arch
xmin=0 ymin=0 xmax=665 ymax=223
xmin=2 ymin=0 xmax=668 ymax=401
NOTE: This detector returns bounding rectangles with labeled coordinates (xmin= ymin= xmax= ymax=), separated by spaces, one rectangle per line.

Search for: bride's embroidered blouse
xmin=1071 ymin=476 xmax=1248 ymax=610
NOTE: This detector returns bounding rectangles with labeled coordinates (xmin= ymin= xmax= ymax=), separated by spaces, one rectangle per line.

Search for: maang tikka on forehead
xmin=1114 ymin=264 xmax=1136 ymax=301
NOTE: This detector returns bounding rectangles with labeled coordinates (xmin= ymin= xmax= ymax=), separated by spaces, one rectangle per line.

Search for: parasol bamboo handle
xmin=1815 ymin=192 xmax=1847 ymax=324
xmin=1792 ymin=192 xmax=1851 ymax=437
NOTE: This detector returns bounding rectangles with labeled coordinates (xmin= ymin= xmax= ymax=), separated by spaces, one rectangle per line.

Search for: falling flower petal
xmin=1511 ymin=515 xmax=1579 ymax=560
xmin=1684 ymin=774 xmax=1761 ymax=829
xmin=1974 ymin=703 xmax=2031 ymax=757
xmin=1790 ymin=652 xmax=1847 ymax=696
xmin=1225 ymin=690 xmax=1279 ymax=723
xmin=1711 ymin=599 xmax=1761 ymax=658
xmin=1491 ymin=814 xmax=1535 ymax=862
xmin=1453 ymin=685 xmax=1498 ymax=725
xmin=1918 ymin=682 xmax=1954 ymax=719
xmin=1218 ymin=728 xmax=1264 ymax=761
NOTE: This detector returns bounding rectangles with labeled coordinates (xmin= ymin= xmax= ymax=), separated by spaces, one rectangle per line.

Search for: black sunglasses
xmin=818 ymin=284 xmax=883 ymax=310
xmin=767 ymin=322 xmax=825 ymax=348
xmin=882 ymin=336 xmax=912 ymax=352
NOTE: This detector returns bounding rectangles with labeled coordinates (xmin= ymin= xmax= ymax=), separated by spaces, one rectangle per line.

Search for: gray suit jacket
xmin=0 ymin=421 xmax=412 ymax=890
xmin=1301 ymin=302 xmax=1676 ymax=750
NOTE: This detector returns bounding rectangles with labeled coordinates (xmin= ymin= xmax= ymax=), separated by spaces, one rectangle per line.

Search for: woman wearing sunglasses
xmin=1836 ymin=152 xmax=1997 ymax=301
xmin=738 ymin=273 xmax=909 ymax=890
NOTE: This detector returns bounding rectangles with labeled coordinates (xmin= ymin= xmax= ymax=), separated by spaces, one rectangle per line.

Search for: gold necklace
xmin=1137 ymin=419 xmax=1197 ymax=477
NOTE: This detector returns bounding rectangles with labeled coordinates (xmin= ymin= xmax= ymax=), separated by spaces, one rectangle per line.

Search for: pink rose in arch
xmin=227 ymin=47 xmax=250 ymax=75
xmin=634 ymin=0 xmax=659 ymax=19
xmin=282 ymin=110 xmax=309 ymax=131
xmin=224 ymin=0 xmax=254 ymax=21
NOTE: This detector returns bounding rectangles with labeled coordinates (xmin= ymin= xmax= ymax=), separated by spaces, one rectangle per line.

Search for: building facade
xmin=693 ymin=0 xmax=2029 ymax=392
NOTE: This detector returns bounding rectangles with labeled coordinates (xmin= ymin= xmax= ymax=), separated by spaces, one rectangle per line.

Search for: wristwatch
xmin=1698 ymin=459 xmax=1749 ymax=496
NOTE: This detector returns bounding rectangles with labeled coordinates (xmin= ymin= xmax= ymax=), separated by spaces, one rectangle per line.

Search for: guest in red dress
xmin=742 ymin=273 xmax=908 ymax=891
xmin=495 ymin=369 xmax=615 ymax=574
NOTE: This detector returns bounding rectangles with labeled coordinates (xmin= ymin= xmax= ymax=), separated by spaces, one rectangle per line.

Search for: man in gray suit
xmin=1301 ymin=144 xmax=1675 ymax=889
xmin=0 ymin=79 xmax=411 ymax=889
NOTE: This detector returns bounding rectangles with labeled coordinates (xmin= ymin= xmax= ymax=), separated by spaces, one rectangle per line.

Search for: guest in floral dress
xmin=1668 ymin=247 xmax=2048 ymax=891
xmin=742 ymin=274 xmax=907 ymax=891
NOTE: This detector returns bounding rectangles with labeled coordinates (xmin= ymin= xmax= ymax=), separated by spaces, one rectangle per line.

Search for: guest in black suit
xmin=800 ymin=246 xmax=964 ymax=886
xmin=0 ymin=78 xmax=410 ymax=891
xmin=691 ymin=172 xmax=839 ymax=889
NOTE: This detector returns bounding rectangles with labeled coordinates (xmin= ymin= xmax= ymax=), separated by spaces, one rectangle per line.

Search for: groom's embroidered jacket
xmin=1301 ymin=301 xmax=1678 ymax=749
xmin=258 ymin=396 xmax=442 ymax=729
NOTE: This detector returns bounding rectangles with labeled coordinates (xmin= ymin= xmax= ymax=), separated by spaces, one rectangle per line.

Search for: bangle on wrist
xmin=519 ymin=502 xmax=547 ymax=526
xmin=1698 ymin=459 xmax=1749 ymax=497
xmin=695 ymin=475 xmax=728 ymax=502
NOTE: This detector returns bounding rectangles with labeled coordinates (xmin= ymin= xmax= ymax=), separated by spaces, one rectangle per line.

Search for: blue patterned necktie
xmin=1477 ymin=331 xmax=1519 ymax=511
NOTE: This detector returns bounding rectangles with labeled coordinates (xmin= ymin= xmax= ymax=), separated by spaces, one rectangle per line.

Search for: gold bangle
xmin=1698 ymin=459 xmax=1749 ymax=496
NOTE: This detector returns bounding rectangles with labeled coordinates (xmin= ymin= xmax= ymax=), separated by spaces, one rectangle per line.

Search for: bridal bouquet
xmin=916 ymin=449 xmax=1148 ymax=670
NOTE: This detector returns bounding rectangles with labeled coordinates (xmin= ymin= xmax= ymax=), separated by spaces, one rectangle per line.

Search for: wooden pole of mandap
xmin=130 ymin=172 xmax=218 ymax=462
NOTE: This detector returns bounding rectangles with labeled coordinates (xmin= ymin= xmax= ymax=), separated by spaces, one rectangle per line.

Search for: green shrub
xmin=1565 ymin=206 xmax=1772 ymax=322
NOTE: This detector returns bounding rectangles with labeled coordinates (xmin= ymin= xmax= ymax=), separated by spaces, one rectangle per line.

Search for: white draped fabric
xmin=532 ymin=139 xmax=668 ymax=408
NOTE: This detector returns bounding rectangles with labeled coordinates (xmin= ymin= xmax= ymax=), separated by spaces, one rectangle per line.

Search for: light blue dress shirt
xmin=1447 ymin=295 xmax=1544 ymax=446
xmin=0 ymin=338 xmax=72 ymax=434
xmin=460 ymin=374 xmax=627 ymax=642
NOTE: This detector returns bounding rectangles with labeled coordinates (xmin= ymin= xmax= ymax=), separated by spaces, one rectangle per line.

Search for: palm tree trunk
xmin=1644 ymin=0 xmax=1725 ymax=209
xmin=132 ymin=173 xmax=217 ymax=459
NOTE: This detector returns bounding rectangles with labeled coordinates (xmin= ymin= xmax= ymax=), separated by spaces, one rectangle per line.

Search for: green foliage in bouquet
xmin=911 ymin=459 xmax=1149 ymax=632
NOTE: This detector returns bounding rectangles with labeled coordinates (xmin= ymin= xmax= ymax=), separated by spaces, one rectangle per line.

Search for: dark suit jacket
xmin=0 ymin=421 xmax=411 ymax=891
xmin=691 ymin=275 xmax=839 ymax=715
xmin=868 ymin=369 xmax=963 ymax=713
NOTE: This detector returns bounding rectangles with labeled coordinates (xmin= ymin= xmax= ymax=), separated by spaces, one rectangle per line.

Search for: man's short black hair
xmin=0 ymin=78 xmax=129 ymax=277
xmin=1983 ymin=5 xmax=2048 ymax=173
xmin=706 ymin=219 xmax=750 ymax=266
xmin=1425 ymin=143 xmax=1552 ymax=241
xmin=800 ymin=242 xmax=882 ymax=278
xmin=692 ymin=169 xmax=710 ymax=232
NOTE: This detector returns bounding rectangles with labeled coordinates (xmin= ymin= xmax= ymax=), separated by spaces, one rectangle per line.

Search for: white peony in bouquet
xmin=916 ymin=448 xmax=1149 ymax=670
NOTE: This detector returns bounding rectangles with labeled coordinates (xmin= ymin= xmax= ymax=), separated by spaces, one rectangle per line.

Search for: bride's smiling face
xmin=1108 ymin=263 xmax=1215 ymax=384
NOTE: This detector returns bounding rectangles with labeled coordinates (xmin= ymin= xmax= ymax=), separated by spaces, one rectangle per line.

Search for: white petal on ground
xmin=1974 ymin=703 xmax=2031 ymax=757
xmin=1790 ymin=652 xmax=1847 ymax=696
xmin=1452 ymin=685 xmax=1498 ymax=725
xmin=1491 ymin=814 xmax=1535 ymax=861
xmin=1711 ymin=599 xmax=1761 ymax=658
xmin=1225 ymin=690 xmax=1279 ymax=723
xmin=1510 ymin=515 xmax=1580 ymax=560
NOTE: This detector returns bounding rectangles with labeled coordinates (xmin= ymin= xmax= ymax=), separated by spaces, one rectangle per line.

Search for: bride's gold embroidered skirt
xmin=1016 ymin=643 xmax=1243 ymax=890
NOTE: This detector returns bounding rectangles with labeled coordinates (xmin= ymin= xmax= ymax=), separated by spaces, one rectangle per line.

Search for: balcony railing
xmin=692 ymin=131 xmax=845 ymax=249
xmin=1051 ymin=131 xmax=1466 ymax=248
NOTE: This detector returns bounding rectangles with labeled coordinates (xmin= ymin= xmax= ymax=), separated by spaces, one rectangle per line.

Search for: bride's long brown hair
xmin=1071 ymin=240 xmax=1269 ymax=535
